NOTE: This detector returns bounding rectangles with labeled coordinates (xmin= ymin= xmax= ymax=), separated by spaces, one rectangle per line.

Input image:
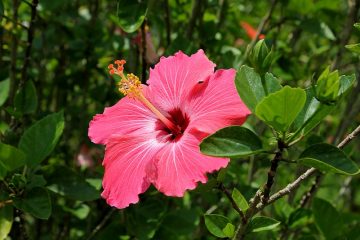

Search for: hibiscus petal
xmin=147 ymin=49 xmax=216 ymax=111
xmin=152 ymin=133 xmax=229 ymax=197
xmin=101 ymin=135 xmax=164 ymax=209
xmin=88 ymin=87 xmax=157 ymax=145
xmin=185 ymin=69 xmax=251 ymax=133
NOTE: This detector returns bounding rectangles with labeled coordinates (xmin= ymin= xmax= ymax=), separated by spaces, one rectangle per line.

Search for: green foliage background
xmin=0 ymin=0 xmax=360 ymax=239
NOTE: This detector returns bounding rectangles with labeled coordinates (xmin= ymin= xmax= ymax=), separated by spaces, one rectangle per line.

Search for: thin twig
xmin=233 ymin=124 xmax=360 ymax=239
xmin=219 ymin=183 xmax=246 ymax=220
xmin=256 ymin=124 xmax=360 ymax=212
xmin=299 ymin=124 xmax=360 ymax=206
xmin=86 ymin=208 xmax=117 ymax=240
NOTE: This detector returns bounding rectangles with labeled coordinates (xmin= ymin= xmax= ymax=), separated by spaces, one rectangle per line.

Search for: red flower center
xmin=156 ymin=108 xmax=190 ymax=142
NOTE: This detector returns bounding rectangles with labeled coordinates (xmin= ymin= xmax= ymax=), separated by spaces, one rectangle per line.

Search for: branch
xmin=20 ymin=0 xmax=39 ymax=89
xmin=298 ymin=124 xmax=360 ymax=206
xmin=86 ymin=208 xmax=117 ymax=240
xmin=256 ymin=124 xmax=360 ymax=212
xmin=219 ymin=183 xmax=246 ymax=221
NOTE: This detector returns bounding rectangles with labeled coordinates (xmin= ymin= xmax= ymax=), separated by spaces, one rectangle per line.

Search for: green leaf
xmin=299 ymin=143 xmax=359 ymax=175
xmin=14 ymin=187 xmax=51 ymax=219
xmin=126 ymin=198 xmax=167 ymax=239
xmin=288 ymin=208 xmax=312 ymax=228
xmin=248 ymin=216 xmax=280 ymax=233
xmin=235 ymin=65 xmax=266 ymax=112
xmin=222 ymin=223 xmax=235 ymax=238
xmin=0 ymin=78 xmax=10 ymax=107
xmin=115 ymin=0 xmax=148 ymax=33
xmin=19 ymin=111 xmax=65 ymax=166
xmin=292 ymin=88 xmax=334 ymax=139
xmin=264 ymin=73 xmax=282 ymax=95
xmin=200 ymin=126 xmax=263 ymax=158
xmin=0 ymin=205 xmax=13 ymax=240
xmin=0 ymin=143 xmax=26 ymax=179
xmin=255 ymin=86 xmax=306 ymax=133
xmin=204 ymin=214 xmax=232 ymax=238
xmin=232 ymin=188 xmax=249 ymax=212
xmin=345 ymin=43 xmax=360 ymax=54
xmin=47 ymin=166 xmax=99 ymax=201
xmin=338 ymin=74 xmax=355 ymax=96
xmin=312 ymin=198 xmax=343 ymax=239
xmin=14 ymin=80 xmax=38 ymax=114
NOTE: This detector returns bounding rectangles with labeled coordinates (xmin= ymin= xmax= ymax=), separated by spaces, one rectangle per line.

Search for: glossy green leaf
xmin=232 ymin=188 xmax=249 ymax=212
xmin=312 ymin=198 xmax=343 ymax=239
xmin=235 ymin=65 xmax=266 ymax=112
xmin=299 ymin=143 xmax=359 ymax=175
xmin=338 ymin=74 xmax=355 ymax=96
xmin=204 ymin=214 xmax=232 ymax=238
xmin=14 ymin=80 xmax=38 ymax=114
xmin=222 ymin=223 xmax=235 ymax=238
xmin=0 ymin=205 xmax=13 ymax=240
xmin=0 ymin=143 xmax=26 ymax=179
xmin=248 ymin=216 xmax=280 ymax=232
xmin=345 ymin=43 xmax=360 ymax=54
xmin=14 ymin=187 xmax=51 ymax=219
xmin=264 ymin=72 xmax=282 ymax=95
xmin=19 ymin=111 xmax=65 ymax=166
xmin=0 ymin=78 xmax=10 ymax=107
xmin=255 ymin=86 xmax=306 ymax=132
xmin=200 ymin=126 xmax=263 ymax=158
xmin=47 ymin=166 xmax=99 ymax=201
xmin=115 ymin=0 xmax=148 ymax=33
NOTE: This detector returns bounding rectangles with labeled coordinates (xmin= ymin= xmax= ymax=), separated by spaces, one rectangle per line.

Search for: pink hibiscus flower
xmin=88 ymin=50 xmax=250 ymax=209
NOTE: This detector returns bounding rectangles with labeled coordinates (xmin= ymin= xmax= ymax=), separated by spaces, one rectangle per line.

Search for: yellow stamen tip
xmin=118 ymin=73 xmax=142 ymax=97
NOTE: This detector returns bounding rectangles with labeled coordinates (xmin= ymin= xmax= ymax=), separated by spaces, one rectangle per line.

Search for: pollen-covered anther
xmin=118 ymin=73 xmax=142 ymax=98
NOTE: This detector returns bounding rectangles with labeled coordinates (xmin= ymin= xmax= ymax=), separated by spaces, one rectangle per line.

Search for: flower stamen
xmin=108 ymin=59 xmax=181 ymax=136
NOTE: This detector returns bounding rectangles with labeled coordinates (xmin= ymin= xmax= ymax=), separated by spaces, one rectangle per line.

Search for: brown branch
xmin=20 ymin=0 xmax=39 ymax=89
xmin=86 ymin=208 xmax=117 ymax=240
xmin=233 ymin=124 xmax=360 ymax=239
xmin=219 ymin=183 xmax=246 ymax=221
xmin=256 ymin=124 xmax=360 ymax=212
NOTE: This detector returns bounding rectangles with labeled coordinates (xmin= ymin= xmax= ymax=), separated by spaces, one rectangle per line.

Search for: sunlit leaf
xmin=255 ymin=86 xmax=306 ymax=132
xmin=0 ymin=78 xmax=10 ymax=107
xmin=115 ymin=0 xmax=148 ymax=33
xmin=204 ymin=214 xmax=233 ymax=238
xmin=248 ymin=216 xmax=280 ymax=232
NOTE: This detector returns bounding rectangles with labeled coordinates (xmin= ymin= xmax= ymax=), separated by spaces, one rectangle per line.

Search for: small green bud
xmin=248 ymin=39 xmax=274 ymax=74
xmin=315 ymin=66 xmax=340 ymax=103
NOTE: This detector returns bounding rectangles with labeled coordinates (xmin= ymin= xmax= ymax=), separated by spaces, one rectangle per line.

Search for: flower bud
xmin=248 ymin=39 xmax=274 ymax=74
xmin=315 ymin=67 xmax=340 ymax=103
